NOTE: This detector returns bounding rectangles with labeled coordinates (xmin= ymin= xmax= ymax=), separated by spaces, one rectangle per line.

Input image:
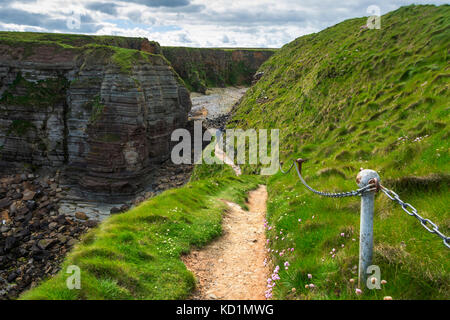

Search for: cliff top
xmin=0 ymin=31 xmax=166 ymax=74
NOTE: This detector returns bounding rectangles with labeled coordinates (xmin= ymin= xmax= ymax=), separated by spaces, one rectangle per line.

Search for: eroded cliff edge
xmin=162 ymin=47 xmax=275 ymax=93
xmin=0 ymin=33 xmax=191 ymax=196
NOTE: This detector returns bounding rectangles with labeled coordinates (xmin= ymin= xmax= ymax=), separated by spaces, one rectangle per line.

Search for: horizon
xmin=0 ymin=1 xmax=448 ymax=48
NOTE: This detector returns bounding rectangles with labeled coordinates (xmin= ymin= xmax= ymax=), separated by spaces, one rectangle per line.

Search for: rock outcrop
xmin=162 ymin=47 xmax=275 ymax=93
xmin=0 ymin=33 xmax=191 ymax=196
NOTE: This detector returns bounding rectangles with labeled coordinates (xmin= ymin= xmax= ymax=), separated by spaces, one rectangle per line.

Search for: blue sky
xmin=0 ymin=0 xmax=448 ymax=47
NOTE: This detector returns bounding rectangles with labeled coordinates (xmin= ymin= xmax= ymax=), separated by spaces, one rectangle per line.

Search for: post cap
xmin=356 ymin=169 xmax=380 ymax=188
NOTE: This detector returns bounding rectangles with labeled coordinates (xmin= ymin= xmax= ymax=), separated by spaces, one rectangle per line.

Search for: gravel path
xmin=182 ymin=185 xmax=269 ymax=300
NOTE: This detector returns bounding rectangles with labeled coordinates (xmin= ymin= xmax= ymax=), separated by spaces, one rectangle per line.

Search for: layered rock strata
xmin=0 ymin=34 xmax=191 ymax=196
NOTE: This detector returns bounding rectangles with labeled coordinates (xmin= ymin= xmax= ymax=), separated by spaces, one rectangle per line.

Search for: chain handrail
xmin=380 ymin=185 xmax=450 ymax=249
xmin=279 ymin=158 xmax=449 ymax=249
xmin=281 ymin=159 xmax=376 ymax=198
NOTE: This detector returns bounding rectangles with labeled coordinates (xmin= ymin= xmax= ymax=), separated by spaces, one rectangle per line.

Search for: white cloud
xmin=0 ymin=0 xmax=448 ymax=47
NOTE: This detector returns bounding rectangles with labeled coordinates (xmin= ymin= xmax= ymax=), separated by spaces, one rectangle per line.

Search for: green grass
xmin=226 ymin=4 xmax=450 ymax=299
xmin=20 ymin=175 xmax=261 ymax=300
xmin=12 ymin=4 xmax=450 ymax=301
xmin=0 ymin=31 xmax=160 ymax=53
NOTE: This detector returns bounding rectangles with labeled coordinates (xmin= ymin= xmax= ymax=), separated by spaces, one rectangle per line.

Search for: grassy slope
xmin=229 ymin=5 xmax=449 ymax=299
xmin=20 ymin=175 xmax=261 ymax=300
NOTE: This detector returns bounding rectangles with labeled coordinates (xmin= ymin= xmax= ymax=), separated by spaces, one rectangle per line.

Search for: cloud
xmin=0 ymin=8 xmax=46 ymax=26
xmin=124 ymin=0 xmax=190 ymax=7
xmin=0 ymin=0 xmax=448 ymax=47
xmin=86 ymin=2 xmax=119 ymax=15
xmin=0 ymin=7 xmax=102 ymax=33
xmin=178 ymin=32 xmax=192 ymax=43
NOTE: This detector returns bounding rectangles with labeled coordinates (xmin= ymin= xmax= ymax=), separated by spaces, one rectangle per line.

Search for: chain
xmin=279 ymin=159 xmax=449 ymax=249
xmin=279 ymin=161 xmax=294 ymax=174
xmin=280 ymin=159 xmax=376 ymax=198
xmin=380 ymin=185 xmax=450 ymax=249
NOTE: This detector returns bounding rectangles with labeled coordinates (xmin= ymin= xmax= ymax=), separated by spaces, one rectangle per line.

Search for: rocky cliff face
xmin=162 ymin=47 xmax=275 ymax=93
xmin=0 ymin=34 xmax=191 ymax=196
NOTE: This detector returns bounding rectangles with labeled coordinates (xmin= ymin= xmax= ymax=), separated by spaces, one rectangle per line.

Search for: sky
xmin=0 ymin=0 xmax=448 ymax=48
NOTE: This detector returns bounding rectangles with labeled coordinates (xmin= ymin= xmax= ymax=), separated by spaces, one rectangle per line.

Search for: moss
xmin=7 ymin=119 xmax=35 ymax=136
xmin=87 ymin=95 xmax=105 ymax=124
xmin=0 ymin=72 xmax=68 ymax=109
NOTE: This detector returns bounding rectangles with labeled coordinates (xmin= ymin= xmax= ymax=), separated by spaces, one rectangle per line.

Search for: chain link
xmin=380 ymin=185 xmax=449 ymax=249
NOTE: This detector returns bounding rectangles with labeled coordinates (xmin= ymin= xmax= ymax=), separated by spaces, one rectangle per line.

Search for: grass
xmin=20 ymin=175 xmax=262 ymax=300
xmin=11 ymin=4 xmax=450 ymax=301
xmin=226 ymin=4 xmax=450 ymax=299
xmin=0 ymin=31 xmax=160 ymax=53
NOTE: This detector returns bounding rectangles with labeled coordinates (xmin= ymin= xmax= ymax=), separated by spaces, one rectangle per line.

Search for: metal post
xmin=356 ymin=169 xmax=380 ymax=289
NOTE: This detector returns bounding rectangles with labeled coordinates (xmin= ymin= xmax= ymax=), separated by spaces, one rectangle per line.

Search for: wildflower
xmin=340 ymin=233 xmax=345 ymax=237
xmin=349 ymin=278 xmax=355 ymax=284
xmin=284 ymin=261 xmax=290 ymax=267
xmin=371 ymin=277 xmax=377 ymax=285
xmin=383 ymin=296 xmax=393 ymax=300
xmin=312 ymin=215 xmax=315 ymax=219
xmin=307 ymin=274 xmax=312 ymax=279
xmin=305 ymin=284 xmax=309 ymax=289
xmin=291 ymin=248 xmax=294 ymax=252
xmin=355 ymin=288 xmax=362 ymax=295
xmin=381 ymin=280 xmax=387 ymax=285
xmin=298 ymin=219 xmax=302 ymax=222
xmin=341 ymin=244 xmax=345 ymax=248
xmin=309 ymin=284 xmax=315 ymax=288
xmin=282 ymin=237 xmax=285 ymax=241
xmin=292 ymin=288 xmax=296 ymax=293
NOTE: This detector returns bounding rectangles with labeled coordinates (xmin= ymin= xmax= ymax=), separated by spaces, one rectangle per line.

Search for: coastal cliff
xmin=0 ymin=32 xmax=191 ymax=195
xmin=162 ymin=47 xmax=275 ymax=93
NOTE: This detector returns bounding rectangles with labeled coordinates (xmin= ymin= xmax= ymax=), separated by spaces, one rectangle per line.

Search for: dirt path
xmin=182 ymin=185 xmax=269 ymax=300
xmin=214 ymin=142 xmax=242 ymax=176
